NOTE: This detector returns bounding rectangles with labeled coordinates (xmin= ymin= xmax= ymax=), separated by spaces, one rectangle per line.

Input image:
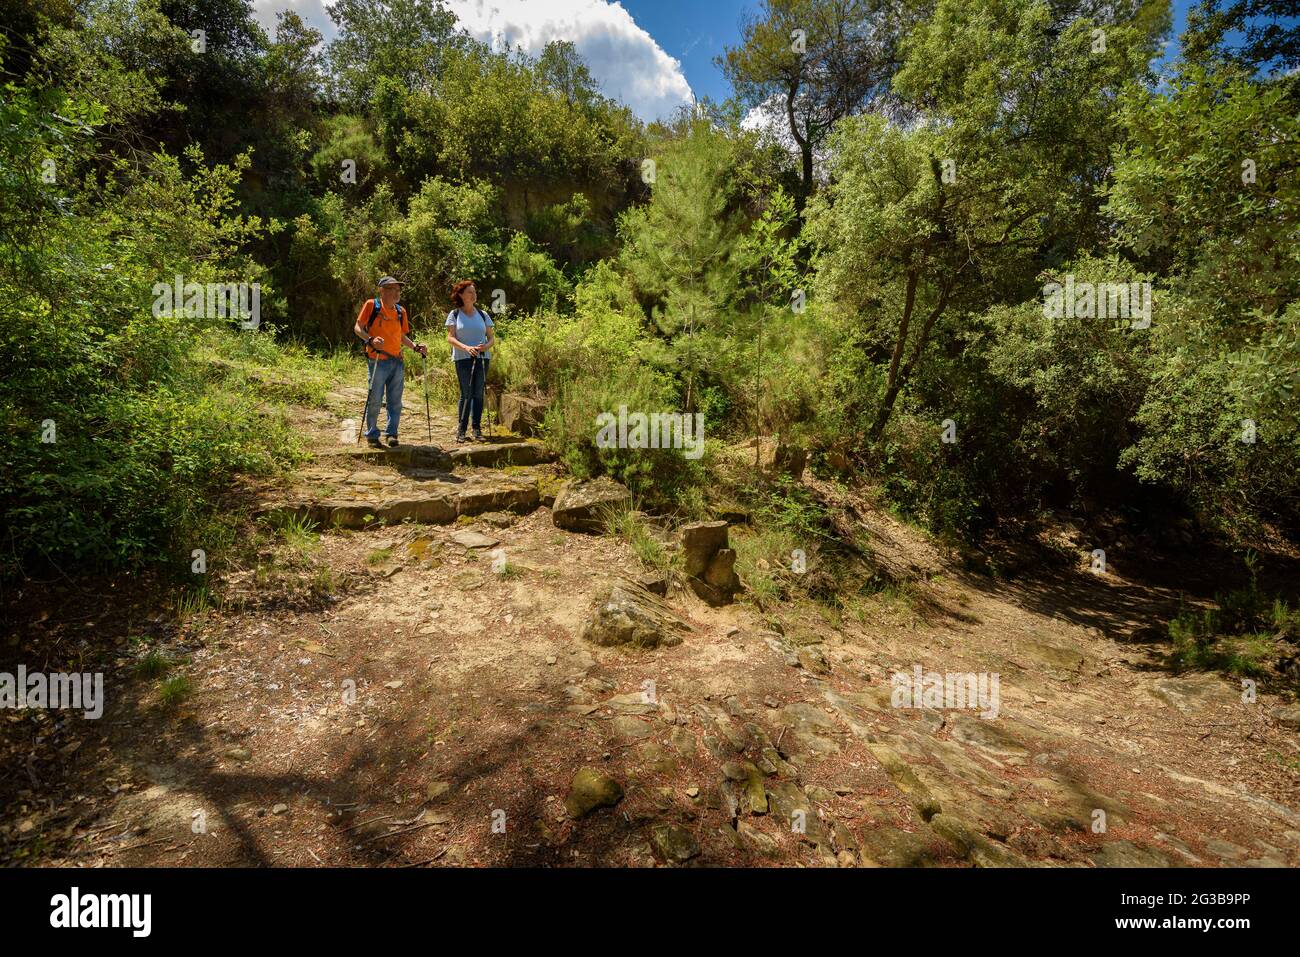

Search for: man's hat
xmin=377 ymin=276 xmax=403 ymax=288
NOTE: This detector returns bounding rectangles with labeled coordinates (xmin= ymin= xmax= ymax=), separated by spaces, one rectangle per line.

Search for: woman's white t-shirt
xmin=446 ymin=308 xmax=492 ymax=361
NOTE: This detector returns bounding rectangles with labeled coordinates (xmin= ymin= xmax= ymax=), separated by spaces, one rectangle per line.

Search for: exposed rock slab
xmin=499 ymin=393 xmax=548 ymax=437
xmin=1149 ymin=674 xmax=1240 ymax=715
xmin=448 ymin=441 xmax=554 ymax=468
xmin=581 ymin=577 xmax=691 ymax=649
xmin=552 ymin=477 xmax=632 ymax=533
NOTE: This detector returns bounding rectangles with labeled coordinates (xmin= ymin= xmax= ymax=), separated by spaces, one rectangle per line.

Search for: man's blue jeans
xmin=365 ymin=357 xmax=404 ymax=438
xmin=454 ymin=356 xmax=489 ymax=434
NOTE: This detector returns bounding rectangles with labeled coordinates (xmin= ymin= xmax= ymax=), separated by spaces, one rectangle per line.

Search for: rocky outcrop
xmin=262 ymin=472 xmax=539 ymax=529
xmin=680 ymin=520 xmax=741 ymax=606
xmin=581 ymin=577 xmax=691 ymax=649
xmin=551 ymin=477 xmax=632 ymax=533
xmin=742 ymin=437 xmax=808 ymax=479
xmin=499 ymin=392 xmax=548 ymax=437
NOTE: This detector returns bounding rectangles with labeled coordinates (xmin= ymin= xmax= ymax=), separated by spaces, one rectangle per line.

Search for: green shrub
xmin=542 ymin=361 xmax=709 ymax=508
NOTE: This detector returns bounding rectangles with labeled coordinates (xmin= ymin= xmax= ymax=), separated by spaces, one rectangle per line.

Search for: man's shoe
xmin=472 ymin=429 xmax=484 ymax=442
xmin=455 ymin=432 xmax=468 ymax=443
xmin=366 ymin=435 xmax=383 ymax=449
xmin=387 ymin=435 xmax=400 ymax=447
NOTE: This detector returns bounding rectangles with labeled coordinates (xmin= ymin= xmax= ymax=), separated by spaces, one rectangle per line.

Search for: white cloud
xmin=446 ymin=0 xmax=692 ymax=120
xmin=251 ymin=0 xmax=334 ymax=38
xmin=251 ymin=0 xmax=694 ymax=121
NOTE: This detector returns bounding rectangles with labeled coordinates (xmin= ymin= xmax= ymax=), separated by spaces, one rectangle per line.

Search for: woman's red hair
xmin=450 ymin=280 xmax=477 ymax=309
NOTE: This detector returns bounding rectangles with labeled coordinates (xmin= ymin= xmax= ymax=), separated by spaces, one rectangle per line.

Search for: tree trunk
xmin=784 ymin=78 xmax=813 ymax=211
xmin=869 ymin=268 xmax=918 ymax=439
xmin=868 ymin=281 xmax=952 ymax=442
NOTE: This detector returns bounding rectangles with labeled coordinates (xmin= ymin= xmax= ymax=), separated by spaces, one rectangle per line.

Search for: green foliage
xmin=718 ymin=0 xmax=915 ymax=199
xmin=619 ymin=120 xmax=748 ymax=340
xmin=310 ymin=115 xmax=389 ymax=193
xmin=388 ymin=42 xmax=641 ymax=202
xmin=0 ymin=48 xmax=304 ymax=578
xmin=158 ymin=674 xmax=194 ymax=708
xmin=327 ymin=0 xmax=461 ymax=108
xmin=398 ymin=175 xmax=502 ymax=298
xmin=543 ymin=362 xmax=709 ymax=509
xmin=494 ymin=262 xmax=644 ymax=394
xmin=1167 ymin=565 xmax=1300 ymax=687
xmin=604 ymin=507 xmax=671 ymax=570
xmin=135 ymin=650 xmax=173 ymax=679
xmin=1105 ymin=63 xmax=1300 ymax=323
xmin=3 ymin=0 xmax=1298 ymax=585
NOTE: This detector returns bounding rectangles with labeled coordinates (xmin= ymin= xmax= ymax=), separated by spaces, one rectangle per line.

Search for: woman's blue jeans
xmin=454 ymin=356 xmax=489 ymax=434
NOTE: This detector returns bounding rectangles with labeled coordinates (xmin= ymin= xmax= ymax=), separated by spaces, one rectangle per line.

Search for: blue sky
xmin=253 ymin=1 xmax=1284 ymax=121
xmin=617 ymin=0 xmax=749 ymax=106
xmin=636 ymin=0 xmax=1212 ymax=104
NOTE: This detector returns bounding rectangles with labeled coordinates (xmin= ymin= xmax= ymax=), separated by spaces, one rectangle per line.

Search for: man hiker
xmin=354 ymin=276 xmax=428 ymax=448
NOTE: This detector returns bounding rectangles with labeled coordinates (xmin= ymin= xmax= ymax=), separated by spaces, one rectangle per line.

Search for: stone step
xmin=319 ymin=440 xmax=553 ymax=472
xmin=260 ymin=474 xmax=541 ymax=529
xmin=324 ymin=444 xmax=453 ymax=470
xmin=447 ymin=441 xmax=554 ymax=468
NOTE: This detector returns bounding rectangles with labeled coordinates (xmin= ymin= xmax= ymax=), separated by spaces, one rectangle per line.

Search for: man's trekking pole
xmin=423 ymin=349 xmax=432 ymax=444
xmin=357 ymin=341 xmax=401 ymax=444
xmin=358 ymin=351 xmax=375 ymax=445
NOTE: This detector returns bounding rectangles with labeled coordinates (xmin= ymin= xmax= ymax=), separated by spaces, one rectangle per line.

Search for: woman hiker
xmin=354 ymin=276 xmax=428 ymax=448
xmin=446 ymin=280 xmax=495 ymax=443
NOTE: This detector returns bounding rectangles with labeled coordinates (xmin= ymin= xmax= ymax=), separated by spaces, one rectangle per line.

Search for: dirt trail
xmin=4 ymin=374 xmax=1297 ymax=868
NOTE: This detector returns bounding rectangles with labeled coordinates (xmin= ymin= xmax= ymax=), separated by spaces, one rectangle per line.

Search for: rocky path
xmin=8 ymin=375 xmax=1298 ymax=868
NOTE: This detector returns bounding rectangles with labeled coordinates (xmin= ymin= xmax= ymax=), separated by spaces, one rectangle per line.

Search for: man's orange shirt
xmin=359 ymin=299 xmax=409 ymax=359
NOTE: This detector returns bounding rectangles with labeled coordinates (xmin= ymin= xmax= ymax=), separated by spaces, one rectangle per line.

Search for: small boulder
xmin=581 ymin=578 xmax=691 ymax=649
xmin=651 ymin=824 xmax=701 ymax=862
xmin=691 ymin=552 xmax=742 ymax=606
xmin=552 ymin=477 xmax=632 ymax=533
xmin=796 ymin=645 xmax=832 ymax=677
xmin=564 ymin=768 xmax=624 ymax=819
xmin=500 ymin=393 xmax=548 ymax=437
xmin=1272 ymin=705 xmax=1300 ymax=731
xmin=449 ymin=530 xmax=500 ymax=549
xmin=704 ymin=549 xmax=740 ymax=589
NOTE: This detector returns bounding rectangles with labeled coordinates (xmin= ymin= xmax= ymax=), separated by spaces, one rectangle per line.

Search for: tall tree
xmin=808 ymin=0 xmax=1162 ymax=443
xmin=619 ymin=121 xmax=752 ymax=409
xmin=718 ymin=0 xmax=917 ymax=207
xmin=536 ymin=40 xmax=599 ymax=109
xmin=326 ymin=0 xmax=460 ymax=108
xmin=1183 ymin=0 xmax=1300 ymax=75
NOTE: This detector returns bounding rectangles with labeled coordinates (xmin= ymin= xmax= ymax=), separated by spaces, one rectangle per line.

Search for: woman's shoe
xmin=456 ymin=432 xmax=468 ymax=443
xmin=472 ymin=429 xmax=484 ymax=442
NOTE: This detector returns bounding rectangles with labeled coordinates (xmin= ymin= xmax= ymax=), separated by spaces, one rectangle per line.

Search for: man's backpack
xmin=365 ymin=297 xmax=406 ymax=331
